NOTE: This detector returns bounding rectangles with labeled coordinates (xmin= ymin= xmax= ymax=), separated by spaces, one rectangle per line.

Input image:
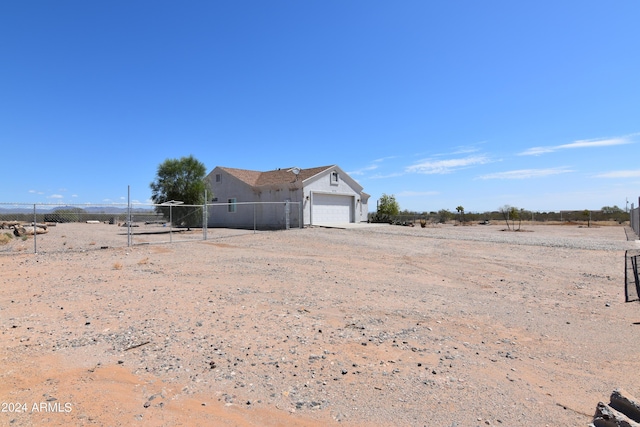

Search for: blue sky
xmin=2 ymin=1 xmax=639 ymax=213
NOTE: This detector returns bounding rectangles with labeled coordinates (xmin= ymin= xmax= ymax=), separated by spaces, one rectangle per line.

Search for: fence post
xmin=127 ymin=185 xmax=131 ymax=247
xmin=285 ymin=201 xmax=290 ymax=230
xmin=33 ymin=204 xmax=37 ymax=254
xmin=203 ymin=190 xmax=207 ymax=241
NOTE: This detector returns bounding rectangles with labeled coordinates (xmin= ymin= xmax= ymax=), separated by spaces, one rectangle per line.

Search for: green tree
xmin=499 ymin=205 xmax=522 ymax=231
xmin=377 ymin=193 xmax=400 ymax=216
xmin=438 ymin=209 xmax=453 ymax=224
xmin=601 ymin=205 xmax=626 ymax=223
xmin=582 ymin=209 xmax=591 ymax=227
xmin=150 ymin=155 xmax=209 ymax=227
xmin=510 ymin=207 xmax=522 ymax=230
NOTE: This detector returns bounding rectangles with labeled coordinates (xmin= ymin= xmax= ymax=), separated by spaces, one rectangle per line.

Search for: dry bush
xmin=0 ymin=233 xmax=13 ymax=245
xmin=137 ymin=257 xmax=149 ymax=265
xmin=113 ymin=262 xmax=123 ymax=270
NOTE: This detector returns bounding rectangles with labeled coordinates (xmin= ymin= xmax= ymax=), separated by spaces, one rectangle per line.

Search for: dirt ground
xmin=1 ymin=222 xmax=640 ymax=426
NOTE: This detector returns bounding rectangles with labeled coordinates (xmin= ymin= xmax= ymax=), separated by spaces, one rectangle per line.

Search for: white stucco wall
xmin=302 ymin=167 xmax=365 ymax=225
xmin=205 ymin=166 xmax=368 ymax=228
xmin=205 ymin=168 xmax=303 ymax=229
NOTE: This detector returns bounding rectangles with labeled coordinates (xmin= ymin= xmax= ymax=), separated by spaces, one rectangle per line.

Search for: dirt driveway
xmin=1 ymin=223 xmax=639 ymax=426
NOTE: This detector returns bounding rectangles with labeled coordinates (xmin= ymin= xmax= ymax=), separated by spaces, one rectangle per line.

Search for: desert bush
xmin=0 ymin=232 xmax=12 ymax=245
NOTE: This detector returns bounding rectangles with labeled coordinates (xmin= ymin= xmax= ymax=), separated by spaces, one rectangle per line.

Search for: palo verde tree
xmin=377 ymin=193 xmax=400 ymax=216
xmin=499 ymin=205 xmax=522 ymax=231
xmin=150 ymin=155 xmax=210 ymax=227
xmin=370 ymin=193 xmax=400 ymax=223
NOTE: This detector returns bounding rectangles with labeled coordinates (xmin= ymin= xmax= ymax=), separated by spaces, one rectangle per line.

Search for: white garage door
xmin=312 ymin=194 xmax=353 ymax=224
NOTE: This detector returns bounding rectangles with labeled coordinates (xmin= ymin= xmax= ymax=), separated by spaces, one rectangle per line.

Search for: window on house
xmin=228 ymin=198 xmax=236 ymax=213
xmin=330 ymin=171 xmax=339 ymax=185
xmin=216 ymin=174 xmax=221 ymax=183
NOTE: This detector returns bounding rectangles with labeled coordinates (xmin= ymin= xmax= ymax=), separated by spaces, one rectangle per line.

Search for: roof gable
xmin=301 ymin=164 xmax=363 ymax=192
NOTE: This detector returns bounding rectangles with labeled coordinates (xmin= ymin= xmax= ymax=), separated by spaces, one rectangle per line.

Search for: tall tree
xmin=150 ymin=155 xmax=208 ymax=205
xmin=377 ymin=193 xmax=400 ymax=216
xmin=150 ymin=155 xmax=209 ymax=227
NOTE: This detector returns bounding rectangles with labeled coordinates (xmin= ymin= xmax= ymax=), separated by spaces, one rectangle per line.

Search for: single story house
xmin=205 ymin=165 xmax=369 ymax=229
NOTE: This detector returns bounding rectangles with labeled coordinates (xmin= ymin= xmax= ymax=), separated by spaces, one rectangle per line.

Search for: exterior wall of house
xmin=205 ymin=168 xmax=303 ymax=229
xmin=358 ymin=196 xmax=369 ymax=223
xmin=205 ymin=165 xmax=367 ymax=228
xmin=302 ymin=167 xmax=366 ymax=225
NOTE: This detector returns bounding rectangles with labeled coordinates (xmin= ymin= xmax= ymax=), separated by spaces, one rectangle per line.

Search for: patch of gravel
xmin=2 ymin=223 xmax=639 ymax=426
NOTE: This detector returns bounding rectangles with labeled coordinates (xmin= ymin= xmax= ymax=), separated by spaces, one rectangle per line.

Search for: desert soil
xmin=1 ymin=222 xmax=640 ymax=427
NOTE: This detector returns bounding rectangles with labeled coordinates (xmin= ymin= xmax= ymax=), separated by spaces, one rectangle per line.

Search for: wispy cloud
xmin=348 ymin=164 xmax=379 ymax=176
xmin=448 ymin=142 xmax=486 ymax=155
xmin=406 ymin=155 xmax=490 ymax=175
xmin=593 ymin=169 xmax=640 ymax=178
xmin=369 ymin=172 xmax=405 ymax=179
xmin=519 ymin=133 xmax=637 ymax=156
xmin=372 ymin=155 xmax=398 ymax=163
xmin=349 ymin=156 xmax=398 ymax=176
xmin=48 ymin=194 xmax=64 ymax=199
xmin=478 ymin=167 xmax=573 ymax=180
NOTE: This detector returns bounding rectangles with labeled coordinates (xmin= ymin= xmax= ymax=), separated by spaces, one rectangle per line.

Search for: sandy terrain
xmin=1 ymin=222 xmax=640 ymax=426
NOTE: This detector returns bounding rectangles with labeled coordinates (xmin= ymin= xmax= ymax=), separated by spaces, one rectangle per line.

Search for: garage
xmin=311 ymin=193 xmax=353 ymax=224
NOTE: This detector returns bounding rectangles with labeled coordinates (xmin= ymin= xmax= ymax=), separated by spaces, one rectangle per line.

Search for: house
xmin=205 ymin=165 xmax=369 ymax=229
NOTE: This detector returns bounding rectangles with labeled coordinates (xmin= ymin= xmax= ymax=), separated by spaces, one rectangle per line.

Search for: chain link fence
xmin=0 ymin=201 xmax=302 ymax=254
xmin=369 ymin=208 xmax=633 ymax=227
xmin=631 ymin=198 xmax=640 ymax=238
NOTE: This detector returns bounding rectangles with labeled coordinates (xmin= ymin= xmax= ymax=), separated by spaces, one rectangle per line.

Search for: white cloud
xmin=518 ymin=146 xmax=556 ymax=156
xmin=406 ymin=155 xmax=490 ymax=175
xmin=519 ymin=133 xmax=637 ymax=156
xmin=348 ymin=164 xmax=379 ymax=176
xmin=558 ymin=137 xmax=629 ymax=149
xmin=373 ymin=155 xmax=398 ymax=163
xmin=478 ymin=167 xmax=573 ymax=180
xmin=594 ymin=169 xmax=640 ymax=178
xmin=48 ymin=194 xmax=64 ymax=199
xmin=369 ymin=172 xmax=405 ymax=179
xmin=349 ymin=156 xmax=399 ymax=176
